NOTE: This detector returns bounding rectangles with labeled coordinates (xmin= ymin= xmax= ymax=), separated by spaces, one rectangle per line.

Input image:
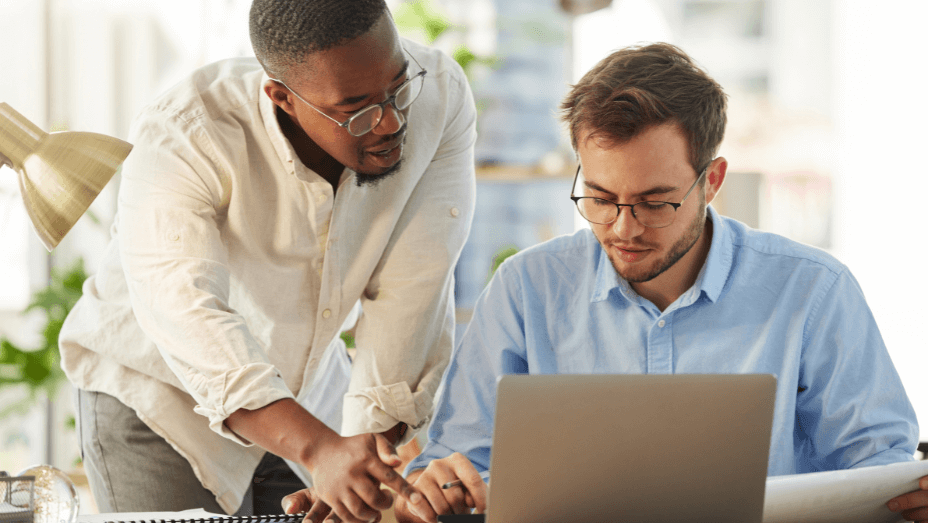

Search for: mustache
xmin=607 ymin=240 xmax=657 ymax=251
xmin=376 ymin=123 xmax=407 ymax=145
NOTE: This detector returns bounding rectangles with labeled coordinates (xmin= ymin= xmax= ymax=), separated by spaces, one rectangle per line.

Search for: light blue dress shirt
xmin=409 ymin=206 xmax=918 ymax=477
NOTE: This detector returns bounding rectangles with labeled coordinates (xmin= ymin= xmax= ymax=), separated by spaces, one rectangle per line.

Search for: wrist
xmin=381 ymin=422 xmax=408 ymax=446
xmin=299 ymin=423 xmax=341 ymax=470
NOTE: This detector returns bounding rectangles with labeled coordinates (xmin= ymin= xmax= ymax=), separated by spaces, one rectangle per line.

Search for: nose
xmin=612 ymin=206 xmax=645 ymax=240
xmin=372 ymin=103 xmax=404 ymax=135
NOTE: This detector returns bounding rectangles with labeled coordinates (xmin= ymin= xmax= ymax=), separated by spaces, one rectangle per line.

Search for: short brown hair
xmin=560 ymin=42 xmax=727 ymax=174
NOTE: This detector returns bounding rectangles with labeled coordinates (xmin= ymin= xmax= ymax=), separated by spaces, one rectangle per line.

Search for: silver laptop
xmin=485 ymin=374 xmax=776 ymax=523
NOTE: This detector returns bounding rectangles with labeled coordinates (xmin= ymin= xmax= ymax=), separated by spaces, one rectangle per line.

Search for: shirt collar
xmin=697 ymin=205 xmax=733 ymax=303
xmin=589 ymin=204 xmax=733 ymax=305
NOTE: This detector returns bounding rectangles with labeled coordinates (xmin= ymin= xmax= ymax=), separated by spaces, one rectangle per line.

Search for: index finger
xmin=368 ymin=458 xmax=425 ymax=508
xmin=305 ymin=499 xmax=332 ymax=523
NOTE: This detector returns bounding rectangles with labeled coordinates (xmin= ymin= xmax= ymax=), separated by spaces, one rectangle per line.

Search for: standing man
xmin=382 ymin=42 xmax=927 ymax=523
xmin=58 ymin=1 xmax=473 ymax=522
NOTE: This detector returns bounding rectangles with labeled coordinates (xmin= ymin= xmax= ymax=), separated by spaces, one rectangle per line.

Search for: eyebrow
xmin=583 ymin=179 xmax=681 ymax=200
xmin=333 ymin=58 xmax=410 ymax=108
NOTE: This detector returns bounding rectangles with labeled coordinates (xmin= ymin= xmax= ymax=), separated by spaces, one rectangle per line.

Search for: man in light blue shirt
xmin=386 ymin=42 xmax=928 ymax=523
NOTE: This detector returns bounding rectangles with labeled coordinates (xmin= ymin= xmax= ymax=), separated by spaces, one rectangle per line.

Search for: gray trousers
xmin=76 ymin=389 xmax=307 ymax=515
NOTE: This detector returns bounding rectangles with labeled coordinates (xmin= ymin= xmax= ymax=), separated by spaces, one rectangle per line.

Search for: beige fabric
xmin=59 ymin=39 xmax=476 ymax=513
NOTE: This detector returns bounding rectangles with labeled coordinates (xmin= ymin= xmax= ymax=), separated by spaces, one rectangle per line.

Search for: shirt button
xmin=309 ymin=357 xmax=318 ymax=366
xmin=450 ymin=207 xmax=460 ymax=217
xmin=317 ymin=193 xmax=327 ymax=204
xmin=168 ymin=232 xmax=180 ymax=242
xmin=322 ymin=309 xmax=332 ymax=319
xmin=658 ymin=320 xmax=666 ymax=328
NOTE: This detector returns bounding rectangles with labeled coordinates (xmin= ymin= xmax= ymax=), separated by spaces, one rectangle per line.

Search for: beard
xmin=354 ymin=157 xmax=403 ymax=187
xmin=353 ymin=124 xmax=408 ymax=187
xmin=608 ymin=198 xmax=707 ymax=284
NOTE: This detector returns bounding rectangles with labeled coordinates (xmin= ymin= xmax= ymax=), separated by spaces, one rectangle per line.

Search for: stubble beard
xmin=609 ymin=201 xmax=707 ymax=284
xmin=353 ymin=126 xmax=408 ymax=187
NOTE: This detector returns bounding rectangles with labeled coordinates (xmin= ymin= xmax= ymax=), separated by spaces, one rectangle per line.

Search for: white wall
xmin=833 ymin=0 xmax=928 ymax=439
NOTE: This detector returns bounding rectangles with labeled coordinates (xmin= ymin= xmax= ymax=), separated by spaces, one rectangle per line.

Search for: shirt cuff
xmin=190 ymin=363 xmax=294 ymax=444
xmin=341 ymin=381 xmax=433 ymax=444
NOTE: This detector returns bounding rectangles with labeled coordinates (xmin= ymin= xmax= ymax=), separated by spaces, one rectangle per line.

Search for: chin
xmin=354 ymin=158 xmax=403 ymax=187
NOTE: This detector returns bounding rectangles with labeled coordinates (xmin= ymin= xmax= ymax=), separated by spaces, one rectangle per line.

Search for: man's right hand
xmin=224 ymin=399 xmax=429 ymax=523
xmin=307 ymin=430 xmax=426 ymax=523
xmin=394 ymin=453 xmax=488 ymax=523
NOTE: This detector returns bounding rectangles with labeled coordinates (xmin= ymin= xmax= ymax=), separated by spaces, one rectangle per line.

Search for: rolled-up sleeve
xmin=341 ymin=60 xmax=477 ymax=439
xmin=118 ymin=109 xmax=294 ymax=443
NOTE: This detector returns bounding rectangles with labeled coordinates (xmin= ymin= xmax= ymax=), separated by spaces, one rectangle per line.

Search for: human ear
xmin=263 ymin=80 xmax=298 ymax=117
xmin=704 ymin=157 xmax=727 ymax=204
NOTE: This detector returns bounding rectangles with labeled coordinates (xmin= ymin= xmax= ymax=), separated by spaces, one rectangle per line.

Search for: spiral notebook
xmin=79 ymin=509 xmax=306 ymax=523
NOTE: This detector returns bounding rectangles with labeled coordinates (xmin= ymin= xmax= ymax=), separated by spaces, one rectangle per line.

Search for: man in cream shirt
xmin=58 ymin=0 xmax=473 ymax=521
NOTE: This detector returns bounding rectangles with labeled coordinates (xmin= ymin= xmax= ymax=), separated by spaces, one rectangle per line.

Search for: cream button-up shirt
xmin=59 ymin=39 xmax=476 ymax=513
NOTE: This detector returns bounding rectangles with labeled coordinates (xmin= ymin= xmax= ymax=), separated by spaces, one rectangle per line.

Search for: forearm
xmin=225 ymin=399 xmax=408 ymax=462
xmin=224 ymin=397 xmax=338 ymax=467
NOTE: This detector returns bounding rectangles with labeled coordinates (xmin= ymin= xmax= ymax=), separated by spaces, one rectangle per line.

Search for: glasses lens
xmin=632 ymin=202 xmax=675 ymax=228
xmin=575 ymin=198 xmax=617 ymax=225
xmin=347 ymin=105 xmax=383 ymax=136
xmin=394 ymin=73 xmax=424 ymax=110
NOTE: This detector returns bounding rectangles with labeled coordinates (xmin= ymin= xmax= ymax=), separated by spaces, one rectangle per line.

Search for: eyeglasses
xmin=273 ymin=49 xmax=427 ymax=137
xmin=570 ymin=164 xmax=707 ymax=229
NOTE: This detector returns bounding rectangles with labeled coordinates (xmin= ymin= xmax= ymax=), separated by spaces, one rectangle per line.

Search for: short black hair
xmin=249 ymin=0 xmax=389 ymax=82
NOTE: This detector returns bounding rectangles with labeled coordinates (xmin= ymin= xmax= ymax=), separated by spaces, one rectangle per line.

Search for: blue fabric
xmin=409 ymin=206 xmax=918 ymax=478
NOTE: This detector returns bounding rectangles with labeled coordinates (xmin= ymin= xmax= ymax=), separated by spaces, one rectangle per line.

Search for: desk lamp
xmin=0 ymin=102 xmax=132 ymax=251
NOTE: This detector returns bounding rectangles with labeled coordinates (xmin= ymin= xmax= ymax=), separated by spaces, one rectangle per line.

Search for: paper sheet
xmin=763 ymin=459 xmax=928 ymax=523
xmin=78 ymin=508 xmax=222 ymax=523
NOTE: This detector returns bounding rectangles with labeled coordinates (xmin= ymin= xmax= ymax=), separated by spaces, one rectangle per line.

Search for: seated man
xmin=378 ymin=42 xmax=928 ymax=523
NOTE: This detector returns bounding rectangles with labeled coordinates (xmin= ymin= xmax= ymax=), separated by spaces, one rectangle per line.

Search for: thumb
xmin=282 ymin=488 xmax=315 ymax=513
xmin=374 ymin=433 xmax=401 ymax=467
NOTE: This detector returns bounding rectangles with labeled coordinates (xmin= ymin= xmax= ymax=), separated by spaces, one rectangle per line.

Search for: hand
xmin=394 ymin=453 xmax=488 ymax=523
xmin=282 ymin=487 xmax=342 ymax=523
xmin=224 ymin=400 xmax=429 ymax=523
xmin=307 ymin=431 xmax=429 ymax=523
xmin=887 ymin=474 xmax=928 ymax=521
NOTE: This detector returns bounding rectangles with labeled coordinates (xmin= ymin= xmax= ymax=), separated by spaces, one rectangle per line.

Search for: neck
xmin=631 ymin=218 xmax=713 ymax=312
xmin=276 ymin=107 xmax=343 ymax=190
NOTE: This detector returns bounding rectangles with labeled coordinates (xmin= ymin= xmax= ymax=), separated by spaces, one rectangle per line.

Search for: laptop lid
xmin=485 ymin=373 xmax=776 ymax=523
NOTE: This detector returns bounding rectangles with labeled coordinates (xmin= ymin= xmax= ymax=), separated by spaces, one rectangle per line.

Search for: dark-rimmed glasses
xmin=272 ymin=49 xmax=427 ymax=137
xmin=570 ymin=164 xmax=707 ymax=229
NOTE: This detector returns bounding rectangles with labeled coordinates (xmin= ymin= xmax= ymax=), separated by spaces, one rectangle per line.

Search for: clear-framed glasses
xmin=273 ymin=49 xmax=427 ymax=137
xmin=570 ymin=164 xmax=707 ymax=229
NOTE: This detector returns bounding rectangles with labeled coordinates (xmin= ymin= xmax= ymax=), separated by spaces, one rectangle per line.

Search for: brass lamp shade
xmin=0 ymin=102 xmax=132 ymax=251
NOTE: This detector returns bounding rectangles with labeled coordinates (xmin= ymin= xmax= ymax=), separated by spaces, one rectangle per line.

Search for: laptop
xmin=483 ymin=373 xmax=776 ymax=523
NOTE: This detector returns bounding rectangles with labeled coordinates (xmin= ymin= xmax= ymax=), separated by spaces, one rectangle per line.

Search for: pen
xmin=441 ymin=469 xmax=491 ymax=489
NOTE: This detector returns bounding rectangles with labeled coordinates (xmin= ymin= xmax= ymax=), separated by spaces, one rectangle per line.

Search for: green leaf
xmin=0 ymin=257 xmax=88 ymax=402
xmin=393 ymin=0 xmax=450 ymax=44
xmin=452 ymin=45 xmax=477 ymax=71
xmin=340 ymin=331 xmax=356 ymax=349
xmin=487 ymin=246 xmax=519 ymax=285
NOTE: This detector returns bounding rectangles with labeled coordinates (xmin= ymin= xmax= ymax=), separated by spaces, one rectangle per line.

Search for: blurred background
xmin=1 ymin=0 xmax=927 ymax=511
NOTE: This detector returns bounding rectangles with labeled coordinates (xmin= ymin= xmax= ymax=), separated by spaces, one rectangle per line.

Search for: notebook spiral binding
xmin=104 ymin=513 xmax=307 ymax=523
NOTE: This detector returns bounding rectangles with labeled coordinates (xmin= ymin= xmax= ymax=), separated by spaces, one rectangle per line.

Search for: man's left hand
xmin=887 ymin=474 xmax=928 ymax=521
xmin=282 ymin=486 xmax=385 ymax=523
